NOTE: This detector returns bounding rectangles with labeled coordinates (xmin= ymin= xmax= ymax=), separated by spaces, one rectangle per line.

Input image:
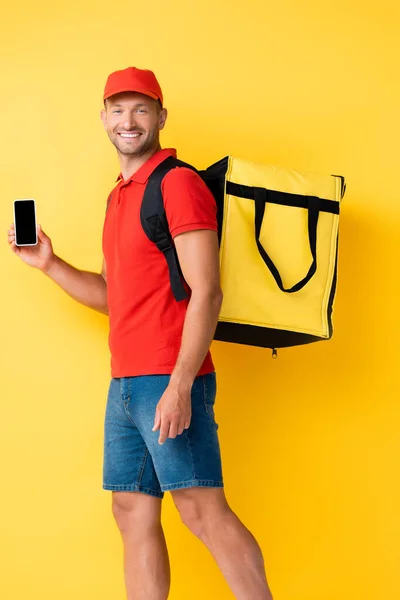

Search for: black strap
xmin=105 ymin=157 xmax=194 ymax=303
xmin=228 ymin=181 xmax=339 ymax=215
xmin=145 ymin=212 xmax=189 ymax=302
xmin=106 ymin=188 xmax=188 ymax=300
xmin=254 ymin=189 xmax=319 ymax=293
xmin=140 ymin=157 xmax=196 ymax=302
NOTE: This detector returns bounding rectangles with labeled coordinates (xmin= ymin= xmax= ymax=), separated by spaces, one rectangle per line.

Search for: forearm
xmin=170 ymin=290 xmax=223 ymax=389
xmin=43 ymin=255 xmax=108 ymax=315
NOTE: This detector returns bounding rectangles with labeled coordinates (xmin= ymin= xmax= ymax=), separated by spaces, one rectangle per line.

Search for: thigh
xmin=103 ymin=378 xmax=164 ymax=498
xmin=127 ymin=372 xmax=224 ymax=493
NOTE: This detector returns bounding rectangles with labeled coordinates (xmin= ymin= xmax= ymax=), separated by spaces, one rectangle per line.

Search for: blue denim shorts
xmin=103 ymin=372 xmax=223 ymax=498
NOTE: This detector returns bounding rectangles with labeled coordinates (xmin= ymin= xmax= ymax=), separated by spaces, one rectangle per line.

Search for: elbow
xmin=191 ymin=286 xmax=223 ymax=307
xmin=211 ymin=289 xmax=223 ymax=320
xmin=215 ymin=288 xmax=223 ymax=308
xmin=212 ymin=283 xmax=223 ymax=301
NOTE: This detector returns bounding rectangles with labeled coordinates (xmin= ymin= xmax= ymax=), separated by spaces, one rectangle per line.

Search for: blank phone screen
xmin=15 ymin=200 xmax=37 ymax=245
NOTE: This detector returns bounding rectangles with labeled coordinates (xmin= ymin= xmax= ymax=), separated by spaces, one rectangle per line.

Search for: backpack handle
xmin=254 ymin=189 xmax=320 ymax=293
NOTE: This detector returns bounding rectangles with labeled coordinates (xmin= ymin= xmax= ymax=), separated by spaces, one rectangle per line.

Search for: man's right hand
xmin=7 ymin=223 xmax=55 ymax=273
xmin=8 ymin=222 xmax=108 ymax=315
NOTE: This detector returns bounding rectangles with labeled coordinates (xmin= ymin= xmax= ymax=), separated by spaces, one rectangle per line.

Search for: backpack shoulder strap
xmin=140 ymin=156 xmax=197 ymax=302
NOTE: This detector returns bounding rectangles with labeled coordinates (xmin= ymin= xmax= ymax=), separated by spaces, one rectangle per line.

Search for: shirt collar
xmin=115 ymin=148 xmax=178 ymax=184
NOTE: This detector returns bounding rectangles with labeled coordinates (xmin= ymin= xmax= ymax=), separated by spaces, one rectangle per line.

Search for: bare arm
xmin=169 ymin=229 xmax=223 ymax=388
xmin=152 ymin=229 xmax=223 ymax=444
xmin=44 ymin=255 xmax=108 ymax=315
xmin=8 ymin=223 xmax=108 ymax=315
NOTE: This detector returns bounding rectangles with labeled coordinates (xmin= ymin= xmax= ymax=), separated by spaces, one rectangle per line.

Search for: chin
xmin=114 ymin=142 xmax=137 ymax=156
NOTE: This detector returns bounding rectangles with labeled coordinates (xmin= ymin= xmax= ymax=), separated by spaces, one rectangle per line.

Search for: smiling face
xmin=101 ymin=91 xmax=167 ymax=158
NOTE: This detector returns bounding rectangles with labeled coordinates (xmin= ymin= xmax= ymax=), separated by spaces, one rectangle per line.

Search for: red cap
xmin=103 ymin=67 xmax=163 ymax=105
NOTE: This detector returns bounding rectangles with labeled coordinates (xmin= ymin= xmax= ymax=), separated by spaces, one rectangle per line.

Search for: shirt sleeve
xmin=161 ymin=167 xmax=218 ymax=240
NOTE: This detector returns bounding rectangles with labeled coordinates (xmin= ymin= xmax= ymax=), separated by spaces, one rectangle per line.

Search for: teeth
xmin=120 ymin=133 xmax=140 ymax=138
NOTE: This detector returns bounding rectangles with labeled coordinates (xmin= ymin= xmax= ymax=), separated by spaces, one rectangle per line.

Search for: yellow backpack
xmin=138 ymin=155 xmax=345 ymax=355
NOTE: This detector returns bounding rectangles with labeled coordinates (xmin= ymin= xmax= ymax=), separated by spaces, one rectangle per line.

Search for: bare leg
xmin=172 ymin=488 xmax=273 ymax=600
xmin=112 ymin=491 xmax=170 ymax=600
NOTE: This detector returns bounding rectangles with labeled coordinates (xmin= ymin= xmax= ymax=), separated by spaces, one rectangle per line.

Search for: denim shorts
xmin=103 ymin=372 xmax=223 ymax=498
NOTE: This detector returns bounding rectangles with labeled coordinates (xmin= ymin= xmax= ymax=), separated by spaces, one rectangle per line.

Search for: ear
xmin=100 ymin=108 xmax=107 ymax=130
xmin=159 ymin=107 xmax=168 ymax=131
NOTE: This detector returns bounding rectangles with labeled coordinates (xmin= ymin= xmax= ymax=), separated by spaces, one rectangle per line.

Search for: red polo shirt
xmin=102 ymin=148 xmax=217 ymax=378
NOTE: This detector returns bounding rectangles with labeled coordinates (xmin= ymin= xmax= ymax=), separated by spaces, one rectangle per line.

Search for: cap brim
xmin=103 ymin=87 xmax=159 ymax=101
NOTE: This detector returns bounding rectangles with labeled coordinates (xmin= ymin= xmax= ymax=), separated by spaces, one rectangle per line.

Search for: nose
xmin=122 ymin=112 xmax=137 ymax=130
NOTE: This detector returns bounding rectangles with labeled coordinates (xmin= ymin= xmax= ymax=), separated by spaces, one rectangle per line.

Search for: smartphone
xmin=13 ymin=199 xmax=38 ymax=246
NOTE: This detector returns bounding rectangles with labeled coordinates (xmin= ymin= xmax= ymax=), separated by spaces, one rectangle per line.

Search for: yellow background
xmin=1 ymin=1 xmax=399 ymax=599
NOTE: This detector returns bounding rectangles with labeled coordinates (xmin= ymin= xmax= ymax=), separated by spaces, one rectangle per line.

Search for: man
xmin=8 ymin=66 xmax=274 ymax=600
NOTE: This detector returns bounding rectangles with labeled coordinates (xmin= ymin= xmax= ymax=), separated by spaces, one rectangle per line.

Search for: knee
xmin=177 ymin=502 xmax=204 ymax=538
xmin=173 ymin=489 xmax=230 ymax=539
xmin=173 ymin=494 xmax=213 ymax=539
xmin=112 ymin=495 xmax=137 ymax=534
xmin=112 ymin=492 xmax=161 ymax=535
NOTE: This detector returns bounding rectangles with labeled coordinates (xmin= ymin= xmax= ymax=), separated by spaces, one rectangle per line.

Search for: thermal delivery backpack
xmin=108 ymin=155 xmax=345 ymax=353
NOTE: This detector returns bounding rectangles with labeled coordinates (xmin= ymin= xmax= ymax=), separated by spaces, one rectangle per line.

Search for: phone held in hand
xmin=13 ymin=199 xmax=38 ymax=246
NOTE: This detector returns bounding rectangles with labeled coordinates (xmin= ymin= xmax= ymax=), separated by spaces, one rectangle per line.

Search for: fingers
xmin=168 ymin=421 xmax=179 ymax=439
xmin=8 ymin=224 xmax=18 ymax=252
xmin=153 ymin=399 xmax=191 ymax=445
xmin=158 ymin=420 xmax=170 ymax=445
xmin=152 ymin=407 xmax=161 ymax=432
xmin=154 ymin=415 xmax=191 ymax=445
xmin=37 ymin=224 xmax=48 ymax=242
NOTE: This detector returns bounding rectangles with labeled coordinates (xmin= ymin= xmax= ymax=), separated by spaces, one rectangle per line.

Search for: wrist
xmin=169 ymin=371 xmax=195 ymax=392
xmin=42 ymin=254 xmax=57 ymax=275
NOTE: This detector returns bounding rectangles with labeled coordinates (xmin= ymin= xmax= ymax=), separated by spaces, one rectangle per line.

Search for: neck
xmin=118 ymin=143 xmax=162 ymax=181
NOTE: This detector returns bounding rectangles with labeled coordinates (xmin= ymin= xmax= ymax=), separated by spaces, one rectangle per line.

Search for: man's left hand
xmin=152 ymin=382 xmax=192 ymax=445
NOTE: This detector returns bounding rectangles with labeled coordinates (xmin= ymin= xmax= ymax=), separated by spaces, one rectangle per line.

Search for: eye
xmin=112 ymin=110 xmax=121 ymax=114
xmin=136 ymin=109 xmax=147 ymax=114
